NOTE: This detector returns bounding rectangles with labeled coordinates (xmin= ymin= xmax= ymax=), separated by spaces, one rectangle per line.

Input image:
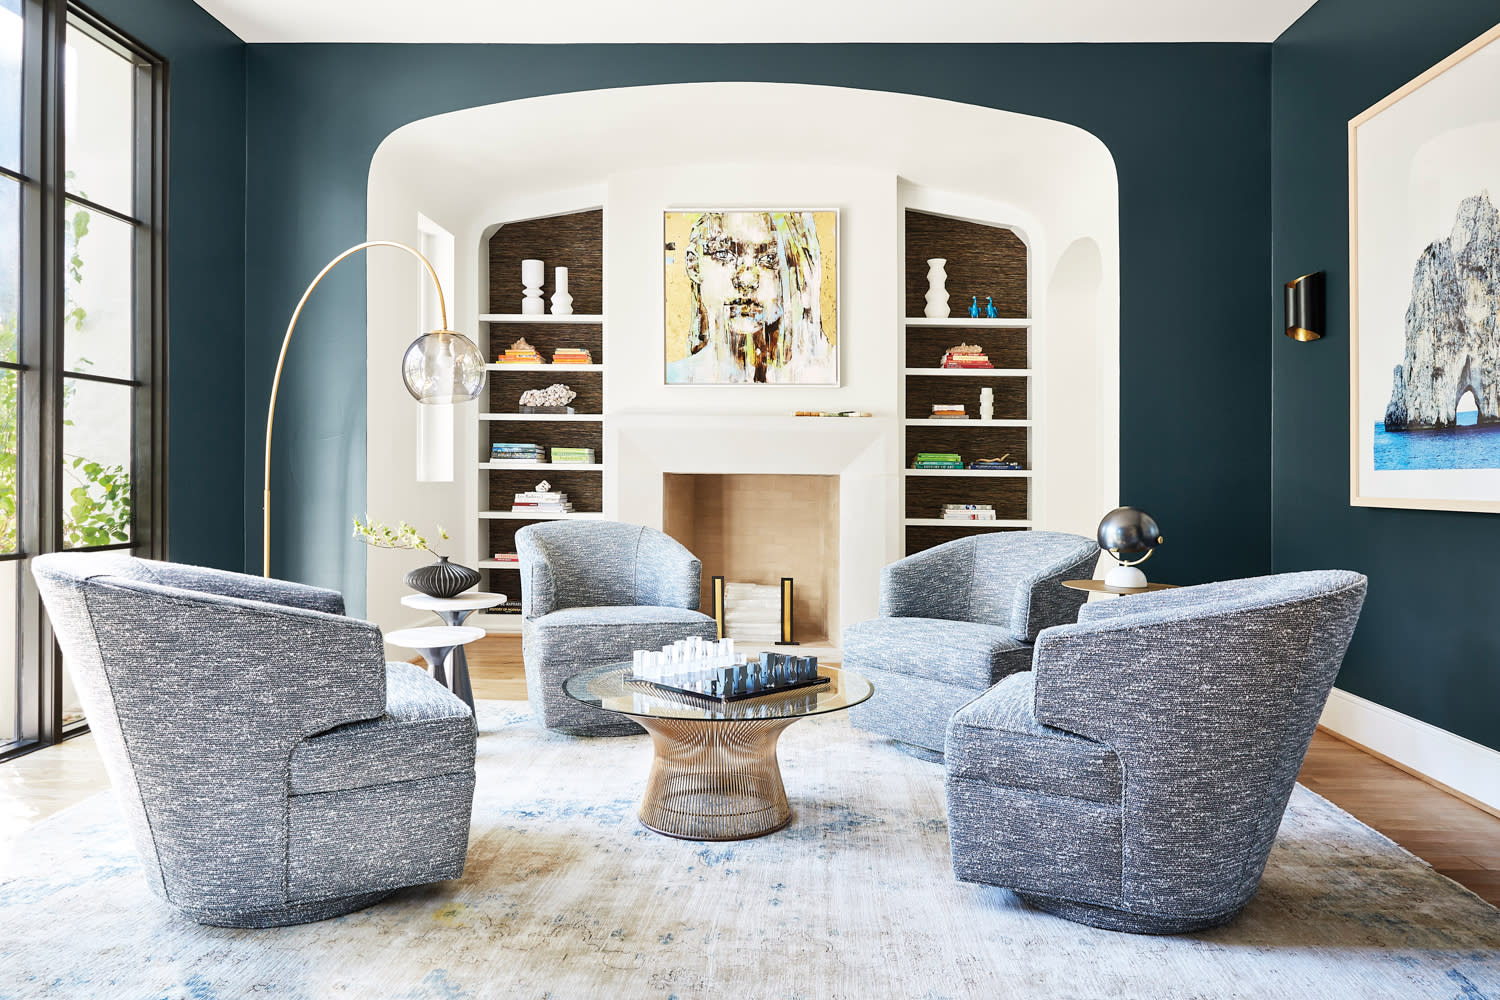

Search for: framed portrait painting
xmin=663 ymin=210 xmax=839 ymax=386
xmin=1350 ymin=22 xmax=1500 ymax=512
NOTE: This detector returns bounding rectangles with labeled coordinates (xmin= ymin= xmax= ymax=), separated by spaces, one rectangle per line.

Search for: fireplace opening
xmin=661 ymin=473 xmax=839 ymax=647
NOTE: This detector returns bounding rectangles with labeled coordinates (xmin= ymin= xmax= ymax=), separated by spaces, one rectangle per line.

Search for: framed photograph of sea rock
xmin=1350 ymin=22 xmax=1500 ymax=512
xmin=663 ymin=210 xmax=839 ymax=386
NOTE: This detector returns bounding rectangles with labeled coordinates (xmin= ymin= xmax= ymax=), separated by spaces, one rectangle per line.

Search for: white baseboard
xmin=1319 ymin=687 xmax=1500 ymax=814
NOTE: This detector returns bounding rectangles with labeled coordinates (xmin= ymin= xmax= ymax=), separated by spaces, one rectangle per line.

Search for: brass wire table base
xmin=636 ymin=716 xmax=798 ymax=841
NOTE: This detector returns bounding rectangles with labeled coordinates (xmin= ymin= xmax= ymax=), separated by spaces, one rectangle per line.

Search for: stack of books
xmin=490 ymin=552 xmax=520 ymax=567
xmin=512 ymin=490 xmax=573 ymax=514
xmin=490 ymin=442 xmax=546 ymax=464
xmin=551 ymin=348 xmax=593 ymax=365
xmin=941 ymin=343 xmax=995 ymax=369
xmin=969 ymin=455 xmax=1024 ymax=471
xmin=496 ymin=337 xmax=543 ymax=364
xmin=549 ymin=447 xmax=596 ymax=464
xmin=930 ymin=403 xmax=969 ymax=420
xmin=942 ymin=504 xmax=997 ymax=521
xmin=912 ymin=452 xmax=964 ymax=469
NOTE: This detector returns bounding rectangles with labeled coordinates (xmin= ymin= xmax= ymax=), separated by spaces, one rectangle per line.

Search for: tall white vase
xmin=521 ymin=259 xmax=545 ymax=315
xmin=550 ymin=266 xmax=574 ymax=315
xmin=924 ymin=258 xmax=950 ymax=319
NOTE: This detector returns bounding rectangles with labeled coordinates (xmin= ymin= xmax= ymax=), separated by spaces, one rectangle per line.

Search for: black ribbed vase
xmin=404 ymin=556 xmax=481 ymax=599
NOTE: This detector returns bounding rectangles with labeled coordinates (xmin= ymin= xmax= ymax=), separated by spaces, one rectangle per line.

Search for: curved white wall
xmin=367 ymin=83 xmax=1120 ymax=638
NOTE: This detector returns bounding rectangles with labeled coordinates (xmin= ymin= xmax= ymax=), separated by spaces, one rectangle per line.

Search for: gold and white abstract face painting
xmin=664 ymin=210 xmax=838 ymax=385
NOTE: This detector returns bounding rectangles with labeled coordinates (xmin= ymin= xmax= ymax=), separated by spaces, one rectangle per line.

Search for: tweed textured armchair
xmin=843 ymin=531 xmax=1100 ymax=758
xmin=517 ymin=520 xmax=717 ymax=735
xmin=32 ymin=553 xmax=477 ymax=928
xmin=944 ymin=570 xmax=1368 ymax=934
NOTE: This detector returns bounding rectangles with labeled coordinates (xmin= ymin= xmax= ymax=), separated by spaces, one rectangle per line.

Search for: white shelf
xmin=478 ymin=510 xmax=606 ymax=520
xmin=480 ymin=413 xmax=604 ymax=422
xmin=904 ymin=418 xmax=1033 ymax=427
xmin=905 ymin=469 xmax=1032 ymax=477
xmin=485 ymin=363 xmax=602 ymax=372
xmin=905 ymin=518 xmax=1034 ymax=528
xmin=477 ymin=560 xmax=522 ymax=569
xmin=479 ymin=462 xmax=604 ymax=471
xmin=904 ymin=368 xmax=1030 ymax=377
xmin=480 ymin=313 xmax=604 ymax=324
xmin=904 ymin=317 xmax=1030 ymax=328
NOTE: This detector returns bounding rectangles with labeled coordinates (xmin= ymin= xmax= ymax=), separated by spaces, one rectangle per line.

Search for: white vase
xmin=550 ymin=266 xmax=573 ymax=316
xmin=521 ymin=259 xmax=545 ymax=315
xmin=980 ymin=386 xmax=994 ymax=421
xmin=924 ymin=258 xmax=950 ymax=319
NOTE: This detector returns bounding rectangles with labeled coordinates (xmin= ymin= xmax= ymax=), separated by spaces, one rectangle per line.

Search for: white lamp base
xmin=1104 ymin=564 xmax=1148 ymax=590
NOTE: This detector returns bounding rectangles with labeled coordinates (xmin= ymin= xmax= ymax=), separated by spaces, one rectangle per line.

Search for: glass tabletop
xmin=563 ymin=662 xmax=873 ymax=722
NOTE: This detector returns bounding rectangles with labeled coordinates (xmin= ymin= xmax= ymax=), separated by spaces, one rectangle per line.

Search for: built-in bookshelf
xmin=478 ymin=208 xmax=605 ymax=628
xmin=902 ymin=209 xmax=1032 ymax=556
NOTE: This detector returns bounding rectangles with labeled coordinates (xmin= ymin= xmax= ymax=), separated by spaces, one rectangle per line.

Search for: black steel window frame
xmin=1 ymin=0 xmax=168 ymax=761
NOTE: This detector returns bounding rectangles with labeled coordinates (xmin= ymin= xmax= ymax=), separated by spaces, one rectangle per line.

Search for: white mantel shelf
xmin=479 ymin=313 xmax=605 ymax=324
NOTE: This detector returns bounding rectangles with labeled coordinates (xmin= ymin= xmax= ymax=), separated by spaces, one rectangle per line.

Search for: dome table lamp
xmin=263 ymin=240 xmax=485 ymax=577
xmin=1096 ymin=506 xmax=1164 ymax=590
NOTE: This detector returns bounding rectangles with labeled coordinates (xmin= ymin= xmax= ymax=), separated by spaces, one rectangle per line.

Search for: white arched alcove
xmin=366 ymin=83 xmax=1119 ymax=640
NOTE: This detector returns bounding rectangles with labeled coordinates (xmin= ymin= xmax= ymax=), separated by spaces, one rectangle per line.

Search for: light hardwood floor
xmin=4 ymin=634 xmax=1498 ymax=907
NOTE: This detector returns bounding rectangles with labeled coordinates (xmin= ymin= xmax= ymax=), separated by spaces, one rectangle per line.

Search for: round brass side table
xmin=1061 ymin=579 xmax=1178 ymax=596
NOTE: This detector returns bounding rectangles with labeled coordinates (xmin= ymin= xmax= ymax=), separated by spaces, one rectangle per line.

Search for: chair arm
xmin=516 ymin=530 xmax=559 ymax=619
xmin=137 ymin=560 xmax=347 ymax=615
xmin=633 ymin=529 xmax=702 ymax=610
xmin=878 ymin=544 xmax=971 ymax=620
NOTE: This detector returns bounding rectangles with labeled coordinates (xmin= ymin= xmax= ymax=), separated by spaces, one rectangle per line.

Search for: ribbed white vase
xmin=924 ymin=258 xmax=950 ymax=319
xmin=521 ymin=259 xmax=545 ymax=315
xmin=550 ymin=266 xmax=574 ymax=316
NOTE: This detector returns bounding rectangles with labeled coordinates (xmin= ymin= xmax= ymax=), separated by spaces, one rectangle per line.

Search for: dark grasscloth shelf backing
xmin=488 ymin=209 xmax=604 ymax=316
xmin=905 ymin=210 xmax=1027 ymax=319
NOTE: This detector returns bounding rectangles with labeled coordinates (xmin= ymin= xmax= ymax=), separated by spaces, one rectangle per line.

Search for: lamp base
xmin=1104 ymin=564 xmax=1148 ymax=590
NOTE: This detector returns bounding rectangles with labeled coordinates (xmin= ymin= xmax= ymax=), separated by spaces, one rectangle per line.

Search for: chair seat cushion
xmin=525 ymin=605 xmax=718 ymax=666
xmin=842 ymin=616 xmax=1032 ymax=689
xmin=289 ymin=662 xmax=476 ymax=795
xmin=946 ymin=672 xmax=1122 ymax=803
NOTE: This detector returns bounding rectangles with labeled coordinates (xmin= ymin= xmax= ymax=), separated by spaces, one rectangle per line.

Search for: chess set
xmin=626 ymin=637 xmax=827 ymax=702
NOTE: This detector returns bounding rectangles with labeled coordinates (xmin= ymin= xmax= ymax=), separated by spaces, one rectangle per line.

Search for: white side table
xmin=399 ymin=592 xmax=505 ymax=710
xmin=386 ymin=625 xmax=486 ymax=711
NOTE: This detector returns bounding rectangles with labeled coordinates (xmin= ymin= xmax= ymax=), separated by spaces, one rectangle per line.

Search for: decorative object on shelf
xmin=262 ymin=241 xmax=483 ymax=577
xmin=723 ymin=581 xmax=781 ymax=642
xmin=1285 ymin=272 xmax=1324 ymax=343
xmin=549 ymin=446 xmax=596 ymax=463
xmin=518 ymin=383 xmax=577 ymax=413
xmin=496 ymin=337 xmax=543 ymax=364
xmin=490 ymin=552 xmax=520 ymax=566
xmin=551 ymin=347 xmax=593 ymax=365
xmin=1350 ymin=23 xmax=1500 ymax=514
xmin=775 ymin=577 xmax=799 ymax=646
xmin=1096 ymin=506 xmax=1164 ymax=590
xmin=985 ymin=295 xmax=998 ymax=319
xmin=913 ymin=451 xmax=963 ymax=469
xmin=969 ymin=454 xmax=1022 ymax=470
xmin=550 ymin=266 xmax=574 ymax=316
xmin=930 ymin=403 xmax=968 ymax=420
xmin=626 ymin=637 xmax=826 ymax=702
xmin=664 ymin=210 xmax=838 ymax=385
xmin=940 ymin=343 xmax=993 ymax=369
xmin=352 ymin=516 xmax=482 ymax=599
xmin=490 ymin=442 xmax=546 ymax=464
xmin=980 ymin=386 xmax=995 ymax=420
xmin=521 ymin=259 xmax=545 ymax=315
xmin=512 ymin=483 xmax=572 ymax=514
xmin=923 ymin=258 xmax=950 ymax=318
xmin=942 ymin=503 xmax=997 ymax=521
xmin=792 ymin=410 xmax=873 ymax=417
xmin=711 ymin=575 xmax=726 ymax=639
xmin=968 ymin=295 xmax=980 ymax=318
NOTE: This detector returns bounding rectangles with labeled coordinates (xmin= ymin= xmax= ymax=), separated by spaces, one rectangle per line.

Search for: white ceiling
xmin=191 ymin=0 xmax=1319 ymax=44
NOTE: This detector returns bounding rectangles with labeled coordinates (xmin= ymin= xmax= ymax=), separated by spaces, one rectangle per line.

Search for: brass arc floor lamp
xmin=262 ymin=241 xmax=485 ymax=577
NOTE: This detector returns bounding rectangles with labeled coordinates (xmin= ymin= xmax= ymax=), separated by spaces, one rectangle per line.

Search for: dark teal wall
xmin=1271 ymin=1 xmax=1500 ymax=750
xmin=245 ymin=44 xmax=1273 ymax=614
xmin=86 ymin=0 xmax=245 ymax=571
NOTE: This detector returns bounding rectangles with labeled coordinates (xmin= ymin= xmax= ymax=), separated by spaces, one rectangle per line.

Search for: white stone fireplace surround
xmin=608 ymin=414 xmax=901 ymax=642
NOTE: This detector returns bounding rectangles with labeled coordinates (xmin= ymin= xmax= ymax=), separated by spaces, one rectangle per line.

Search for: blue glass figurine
xmin=968 ymin=295 xmax=980 ymax=318
xmin=985 ymin=296 xmax=998 ymax=319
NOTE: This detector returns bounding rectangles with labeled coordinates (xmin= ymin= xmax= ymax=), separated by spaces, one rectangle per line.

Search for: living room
xmin=1 ymin=0 xmax=1498 ymax=996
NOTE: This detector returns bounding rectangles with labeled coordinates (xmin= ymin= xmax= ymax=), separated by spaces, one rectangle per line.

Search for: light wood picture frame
xmin=1349 ymin=21 xmax=1500 ymax=513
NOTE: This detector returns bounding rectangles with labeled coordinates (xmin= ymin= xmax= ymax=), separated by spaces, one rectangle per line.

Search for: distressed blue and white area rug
xmin=2 ymin=700 xmax=1499 ymax=999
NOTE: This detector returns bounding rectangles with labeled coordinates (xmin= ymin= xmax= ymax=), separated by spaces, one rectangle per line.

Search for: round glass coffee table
xmin=564 ymin=662 xmax=872 ymax=841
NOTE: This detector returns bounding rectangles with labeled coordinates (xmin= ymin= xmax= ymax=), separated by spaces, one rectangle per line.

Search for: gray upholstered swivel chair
xmin=517 ymin=520 xmax=718 ymax=735
xmin=31 ymin=552 xmax=477 ymax=928
xmin=843 ymin=531 xmax=1100 ymax=758
xmin=944 ymin=570 xmax=1368 ymax=934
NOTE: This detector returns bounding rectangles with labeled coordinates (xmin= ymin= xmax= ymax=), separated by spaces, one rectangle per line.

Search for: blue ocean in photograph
xmin=1373 ymin=411 xmax=1500 ymax=470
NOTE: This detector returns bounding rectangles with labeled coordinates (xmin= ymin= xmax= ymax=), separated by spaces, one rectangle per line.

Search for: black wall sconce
xmin=1284 ymin=271 xmax=1325 ymax=342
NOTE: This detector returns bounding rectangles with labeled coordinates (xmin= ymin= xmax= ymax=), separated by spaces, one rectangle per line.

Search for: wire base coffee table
xmin=564 ymin=663 xmax=872 ymax=841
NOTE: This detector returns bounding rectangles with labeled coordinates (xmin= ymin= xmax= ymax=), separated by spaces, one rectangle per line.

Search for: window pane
xmin=0 ymin=0 xmax=19 ymax=174
xmin=0 ymin=175 xmax=13 ymax=363
xmin=0 ymin=562 xmax=16 ymax=746
xmin=62 ymin=377 xmax=131 ymax=549
xmin=0 ymin=369 xmax=14 ymax=554
xmin=63 ymin=198 xmax=132 ymax=378
xmin=64 ymin=24 xmax=133 ymax=215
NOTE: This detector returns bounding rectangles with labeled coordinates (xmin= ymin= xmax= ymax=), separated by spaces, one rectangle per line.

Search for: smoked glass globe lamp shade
xmin=402 ymin=330 xmax=486 ymax=404
xmin=1096 ymin=506 xmax=1164 ymax=590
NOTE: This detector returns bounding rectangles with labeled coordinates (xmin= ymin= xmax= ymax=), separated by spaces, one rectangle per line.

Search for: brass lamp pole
xmin=262 ymin=241 xmax=484 ymax=577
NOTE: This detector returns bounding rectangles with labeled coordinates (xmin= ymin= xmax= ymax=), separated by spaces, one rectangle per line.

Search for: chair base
xmin=177 ymin=888 xmax=397 ymax=928
xmin=551 ymin=716 xmax=645 ymax=738
xmin=1014 ymin=891 xmax=1244 ymax=935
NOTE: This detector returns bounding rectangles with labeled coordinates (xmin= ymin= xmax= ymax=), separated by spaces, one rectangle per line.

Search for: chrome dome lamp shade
xmin=1096 ymin=506 xmax=1164 ymax=590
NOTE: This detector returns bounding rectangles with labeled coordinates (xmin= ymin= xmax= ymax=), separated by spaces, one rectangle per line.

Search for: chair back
xmin=516 ymin=520 xmax=701 ymax=616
